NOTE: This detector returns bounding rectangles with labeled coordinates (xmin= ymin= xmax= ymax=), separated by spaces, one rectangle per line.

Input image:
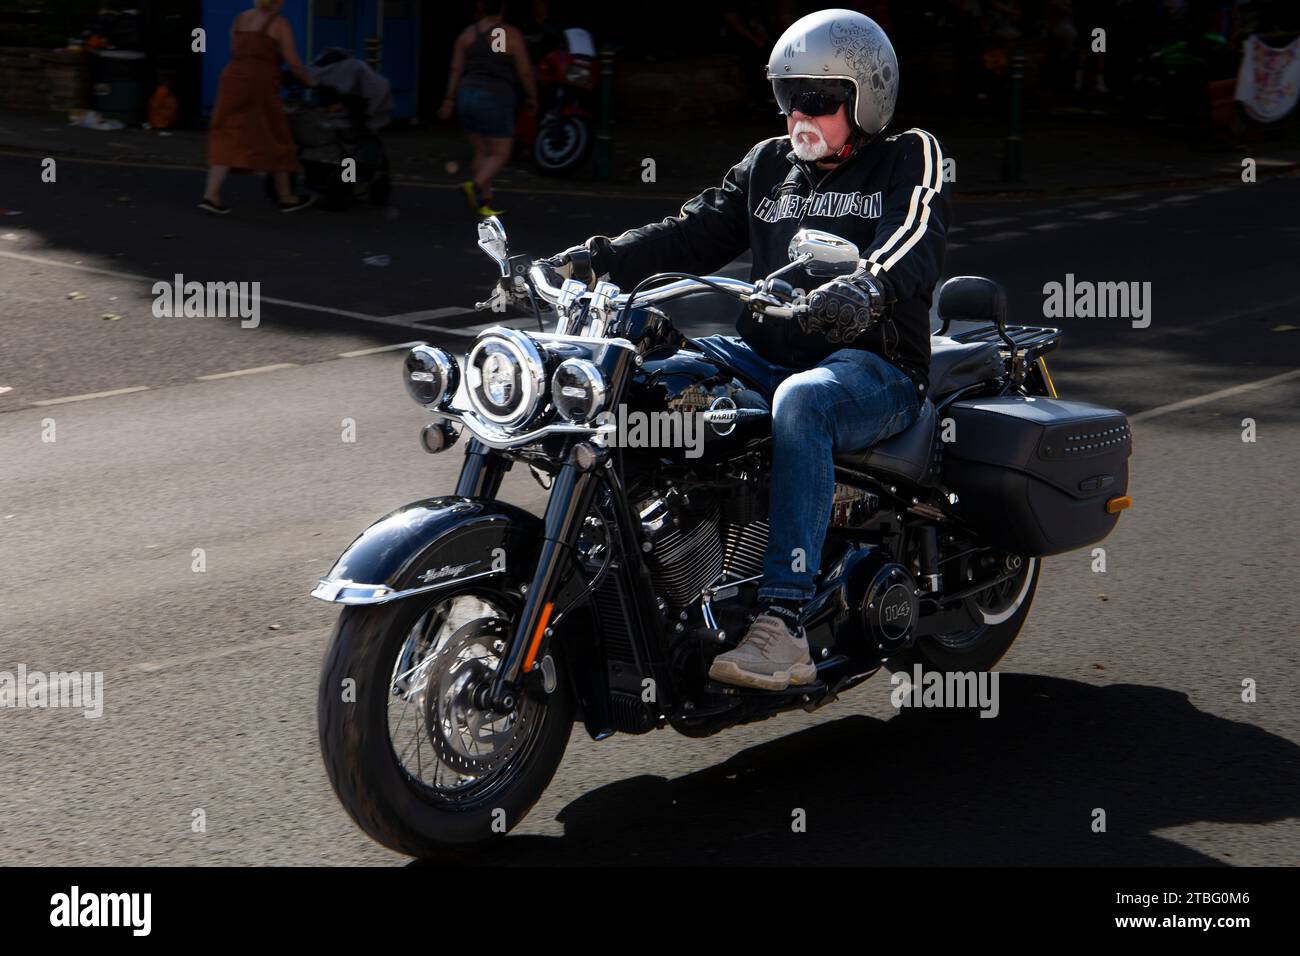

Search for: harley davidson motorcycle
xmin=313 ymin=217 xmax=1133 ymax=858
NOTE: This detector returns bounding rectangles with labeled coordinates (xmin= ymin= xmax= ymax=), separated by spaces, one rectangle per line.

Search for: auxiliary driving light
xmin=404 ymin=345 xmax=459 ymax=407
xmin=420 ymin=421 xmax=460 ymax=454
xmin=551 ymin=358 xmax=607 ymax=424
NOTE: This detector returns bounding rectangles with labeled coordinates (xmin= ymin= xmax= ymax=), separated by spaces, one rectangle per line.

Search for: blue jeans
xmin=457 ymin=85 xmax=517 ymax=139
xmin=694 ymin=335 xmax=921 ymax=601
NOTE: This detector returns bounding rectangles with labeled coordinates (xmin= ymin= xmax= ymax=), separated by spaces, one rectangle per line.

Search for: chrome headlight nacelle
xmin=465 ymin=328 xmax=547 ymax=429
xmin=404 ymin=344 xmax=460 ymax=408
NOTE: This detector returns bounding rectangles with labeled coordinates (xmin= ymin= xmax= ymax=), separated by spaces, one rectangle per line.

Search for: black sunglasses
xmin=772 ymin=77 xmax=855 ymax=117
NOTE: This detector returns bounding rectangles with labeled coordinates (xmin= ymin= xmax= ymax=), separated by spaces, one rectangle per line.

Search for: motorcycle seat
xmin=834 ymin=397 xmax=938 ymax=485
xmin=927 ymin=275 xmax=1007 ymax=396
xmin=928 ymin=336 xmax=1002 ymax=396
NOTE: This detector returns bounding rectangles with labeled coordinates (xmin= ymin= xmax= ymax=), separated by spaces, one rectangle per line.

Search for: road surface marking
xmin=0 ymin=149 xmax=208 ymax=175
xmin=258 ymin=296 xmax=380 ymax=321
xmin=396 ymin=306 xmax=474 ymax=320
xmin=1130 ymin=368 xmax=1300 ymax=422
xmin=30 ymin=385 xmax=150 ymax=406
xmin=0 ymin=249 xmax=384 ymax=322
xmin=136 ymin=629 xmax=323 ymax=674
xmin=0 ymin=248 xmax=155 ymax=282
xmin=197 ymin=363 xmax=298 ymax=380
xmin=378 ymin=307 xmax=481 ymax=333
xmin=338 ymin=341 xmax=424 ymax=357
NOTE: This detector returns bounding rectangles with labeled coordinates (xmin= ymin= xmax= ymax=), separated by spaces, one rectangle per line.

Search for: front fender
xmin=311 ymin=496 xmax=542 ymax=605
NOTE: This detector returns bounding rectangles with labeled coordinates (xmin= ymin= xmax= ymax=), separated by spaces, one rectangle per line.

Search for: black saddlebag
xmin=941 ymin=395 xmax=1132 ymax=556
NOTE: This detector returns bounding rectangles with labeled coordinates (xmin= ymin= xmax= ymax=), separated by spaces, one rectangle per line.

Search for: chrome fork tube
xmin=455 ymin=438 xmax=511 ymax=499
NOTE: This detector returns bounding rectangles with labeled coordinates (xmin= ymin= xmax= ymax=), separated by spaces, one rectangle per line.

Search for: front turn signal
xmin=1106 ymin=495 xmax=1132 ymax=514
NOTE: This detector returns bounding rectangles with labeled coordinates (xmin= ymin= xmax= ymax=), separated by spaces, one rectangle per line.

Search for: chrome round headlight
xmin=465 ymin=329 xmax=546 ymax=428
xmin=551 ymin=358 xmax=607 ymax=424
xmin=404 ymin=345 xmax=459 ymax=407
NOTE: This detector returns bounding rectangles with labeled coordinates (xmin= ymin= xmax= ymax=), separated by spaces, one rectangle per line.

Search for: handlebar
xmin=522 ymin=262 xmax=805 ymax=319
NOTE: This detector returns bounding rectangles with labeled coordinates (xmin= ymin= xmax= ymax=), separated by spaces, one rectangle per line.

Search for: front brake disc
xmin=421 ymin=618 xmax=538 ymax=777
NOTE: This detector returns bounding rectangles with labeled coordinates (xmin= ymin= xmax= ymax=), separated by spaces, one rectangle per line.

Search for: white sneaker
xmin=708 ymin=611 xmax=817 ymax=691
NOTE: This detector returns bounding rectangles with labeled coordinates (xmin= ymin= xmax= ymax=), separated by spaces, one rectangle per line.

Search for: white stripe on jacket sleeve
xmin=865 ymin=129 xmax=943 ymax=277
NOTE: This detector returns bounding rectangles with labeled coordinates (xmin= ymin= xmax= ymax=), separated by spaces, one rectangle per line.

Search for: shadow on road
xmin=423 ymin=674 xmax=1298 ymax=866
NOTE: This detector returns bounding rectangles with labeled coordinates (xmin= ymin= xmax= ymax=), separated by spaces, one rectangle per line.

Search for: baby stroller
xmin=269 ymin=49 xmax=393 ymax=210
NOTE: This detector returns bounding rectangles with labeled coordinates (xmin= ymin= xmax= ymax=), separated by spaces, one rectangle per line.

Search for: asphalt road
xmin=1 ymin=154 xmax=1298 ymax=865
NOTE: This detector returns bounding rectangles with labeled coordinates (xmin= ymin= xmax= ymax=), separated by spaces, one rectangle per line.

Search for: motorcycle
xmin=313 ymin=217 xmax=1133 ymax=858
xmin=518 ymin=27 xmax=597 ymax=176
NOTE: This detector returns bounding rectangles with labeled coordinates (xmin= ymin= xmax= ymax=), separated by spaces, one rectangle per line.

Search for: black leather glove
xmin=801 ymin=269 xmax=892 ymax=344
xmin=541 ymin=243 xmax=604 ymax=290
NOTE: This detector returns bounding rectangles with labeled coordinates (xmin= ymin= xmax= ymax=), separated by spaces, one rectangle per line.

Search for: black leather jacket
xmin=586 ymin=129 xmax=949 ymax=394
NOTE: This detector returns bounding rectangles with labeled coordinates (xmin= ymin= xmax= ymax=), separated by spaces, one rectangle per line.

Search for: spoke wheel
xmin=386 ymin=595 xmax=544 ymax=806
xmin=319 ymin=582 xmax=574 ymax=858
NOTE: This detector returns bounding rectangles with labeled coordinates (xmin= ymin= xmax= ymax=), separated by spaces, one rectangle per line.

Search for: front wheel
xmin=317 ymin=588 xmax=573 ymax=859
xmin=889 ymin=556 xmax=1041 ymax=674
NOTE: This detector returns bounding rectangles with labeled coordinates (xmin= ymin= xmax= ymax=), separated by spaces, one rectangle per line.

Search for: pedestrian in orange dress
xmin=201 ymin=0 xmax=318 ymax=214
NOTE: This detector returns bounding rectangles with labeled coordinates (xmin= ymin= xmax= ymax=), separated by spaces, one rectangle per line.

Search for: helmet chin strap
xmin=819 ymin=120 xmax=893 ymax=166
xmin=816 ymin=130 xmax=867 ymax=167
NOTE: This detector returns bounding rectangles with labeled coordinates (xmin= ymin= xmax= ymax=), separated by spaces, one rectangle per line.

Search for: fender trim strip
xmin=310 ymin=567 xmax=506 ymax=605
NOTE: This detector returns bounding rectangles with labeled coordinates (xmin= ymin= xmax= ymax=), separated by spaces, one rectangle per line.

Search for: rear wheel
xmin=318 ymin=588 xmax=573 ymax=859
xmin=889 ymin=556 xmax=1040 ymax=674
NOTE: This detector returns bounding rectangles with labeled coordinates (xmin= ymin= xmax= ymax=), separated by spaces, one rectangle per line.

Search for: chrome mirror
xmin=476 ymin=216 xmax=509 ymax=277
xmin=788 ymin=229 xmax=861 ymax=277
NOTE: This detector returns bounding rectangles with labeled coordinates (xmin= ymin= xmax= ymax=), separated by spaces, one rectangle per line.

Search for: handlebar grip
xmin=759 ymin=302 xmax=808 ymax=320
xmin=527 ymin=261 xmax=566 ymax=304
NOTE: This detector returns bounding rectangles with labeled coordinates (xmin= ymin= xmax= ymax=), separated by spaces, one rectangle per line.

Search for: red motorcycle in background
xmin=515 ymin=27 xmax=598 ymax=175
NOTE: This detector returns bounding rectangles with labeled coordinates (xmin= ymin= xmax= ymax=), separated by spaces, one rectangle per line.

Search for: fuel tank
xmin=617 ymin=343 xmax=772 ymax=466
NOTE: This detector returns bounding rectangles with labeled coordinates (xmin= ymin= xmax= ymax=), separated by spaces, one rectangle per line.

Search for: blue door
xmin=202 ymin=0 xmax=418 ymax=119
xmin=312 ymin=0 xmax=419 ymax=118
xmin=200 ymin=0 xmax=308 ymax=114
xmin=378 ymin=0 xmax=420 ymax=119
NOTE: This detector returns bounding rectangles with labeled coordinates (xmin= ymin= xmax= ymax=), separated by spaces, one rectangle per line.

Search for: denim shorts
xmin=457 ymin=86 xmax=517 ymax=139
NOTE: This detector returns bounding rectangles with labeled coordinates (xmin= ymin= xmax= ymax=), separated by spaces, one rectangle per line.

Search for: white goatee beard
xmin=790 ymin=119 xmax=831 ymax=161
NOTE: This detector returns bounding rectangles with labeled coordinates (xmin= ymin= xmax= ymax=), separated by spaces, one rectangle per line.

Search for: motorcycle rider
xmin=544 ymin=9 xmax=948 ymax=690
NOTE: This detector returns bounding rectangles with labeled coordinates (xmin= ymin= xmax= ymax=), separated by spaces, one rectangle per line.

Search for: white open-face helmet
xmin=766 ymin=8 xmax=899 ymax=137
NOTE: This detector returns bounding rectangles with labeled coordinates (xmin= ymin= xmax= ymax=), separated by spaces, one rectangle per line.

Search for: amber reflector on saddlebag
xmin=1106 ymin=496 xmax=1132 ymax=514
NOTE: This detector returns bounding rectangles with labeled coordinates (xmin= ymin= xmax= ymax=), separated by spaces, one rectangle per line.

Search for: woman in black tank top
xmin=437 ymin=0 xmax=538 ymax=216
